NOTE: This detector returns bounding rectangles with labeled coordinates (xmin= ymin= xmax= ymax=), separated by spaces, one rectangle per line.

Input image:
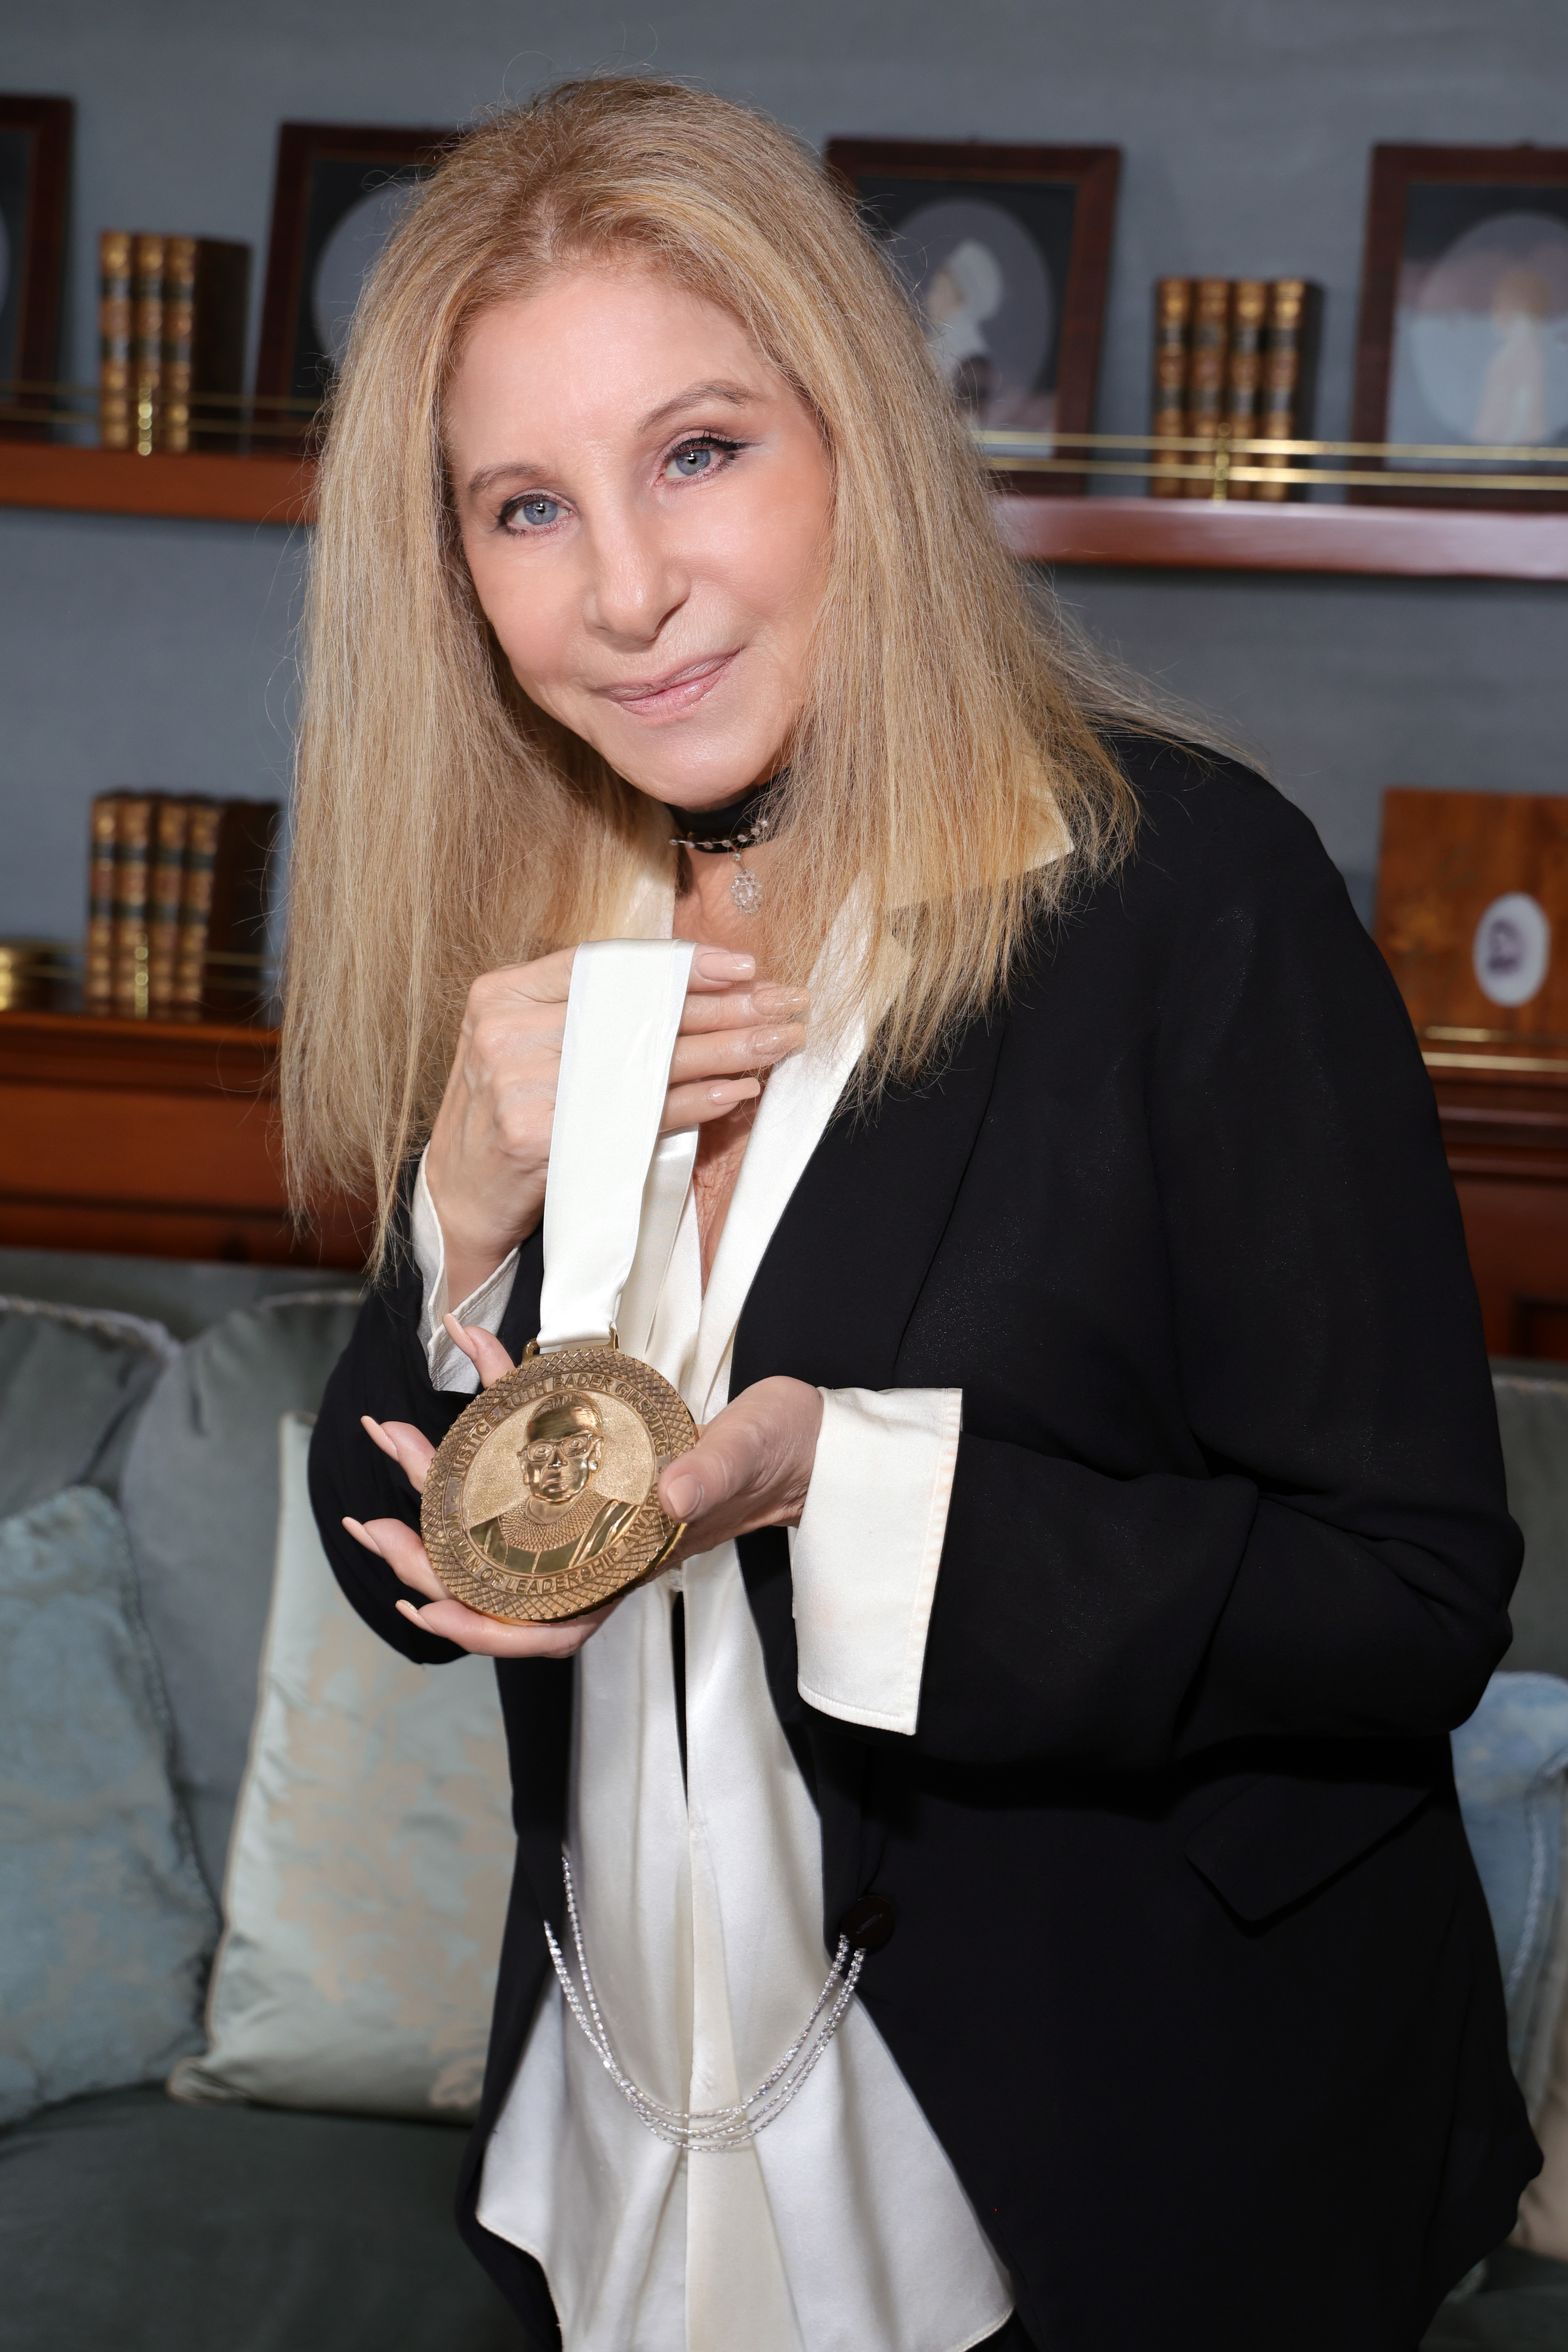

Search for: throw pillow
xmin=0 ymin=1294 xmax=176 ymax=1517
xmin=0 ymin=1486 xmax=217 ymax=2126
xmin=1494 ymin=1365 xmax=1568 ymax=1681
xmin=1452 ymin=1670 xmax=1568 ymax=2106
xmin=170 ymin=1414 xmax=513 ymax=2122
xmin=120 ymin=1290 xmax=365 ymax=1895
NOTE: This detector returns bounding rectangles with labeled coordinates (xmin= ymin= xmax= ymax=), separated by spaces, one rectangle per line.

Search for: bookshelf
xmin=0 ymin=443 xmax=314 ymax=525
xmin=2 ymin=442 xmax=1568 ymax=577
xmin=0 ymin=1010 xmax=364 ymax=1265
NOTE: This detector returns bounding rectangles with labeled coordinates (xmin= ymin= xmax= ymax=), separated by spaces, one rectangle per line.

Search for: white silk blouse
xmin=410 ymin=1013 xmax=1012 ymax=2352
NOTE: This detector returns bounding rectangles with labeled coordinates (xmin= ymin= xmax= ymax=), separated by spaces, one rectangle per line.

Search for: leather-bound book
xmin=147 ymin=797 xmax=192 ymax=1012
xmin=1223 ymin=279 xmax=1268 ymax=502
xmin=85 ymin=791 xmax=125 ymax=1009
xmin=1148 ymin=278 xmax=1192 ymax=499
xmin=160 ymin=239 xmax=251 ymax=454
xmin=111 ymin=794 xmax=157 ymax=1014
xmin=175 ymin=799 xmax=280 ymax=1019
xmin=98 ymin=233 xmax=134 ymax=452
xmin=1254 ymin=279 xmax=1324 ymax=502
xmin=1184 ymin=278 xmax=1232 ymax=497
xmin=131 ymin=234 xmax=166 ymax=457
xmin=174 ymin=798 xmax=221 ymax=1013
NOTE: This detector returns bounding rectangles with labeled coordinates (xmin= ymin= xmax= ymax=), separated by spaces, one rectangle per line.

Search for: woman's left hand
xmin=659 ymin=1377 xmax=823 ymax=1561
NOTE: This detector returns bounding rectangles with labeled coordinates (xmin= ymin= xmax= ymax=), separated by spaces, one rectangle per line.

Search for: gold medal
xmin=422 ymin=938 xmax=706 ymax=1623
xmin=422 ymin=1341 xmax=697 ymax=1623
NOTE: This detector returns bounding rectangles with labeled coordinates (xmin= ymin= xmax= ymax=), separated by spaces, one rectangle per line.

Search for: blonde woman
xmin=295 ymin=79 xmax=1536 ymax=2352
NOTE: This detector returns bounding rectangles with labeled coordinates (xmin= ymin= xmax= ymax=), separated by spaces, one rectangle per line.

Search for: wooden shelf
xmin=0 ymin=441 xmax=316 ymax=525
xmin=0 ymin=1009 xmax=363 ymax=1265
xmin=996 ymin=493 xmax=1568 ymax=579
xmin=2 ymin=444 xmax=1566 ymax=576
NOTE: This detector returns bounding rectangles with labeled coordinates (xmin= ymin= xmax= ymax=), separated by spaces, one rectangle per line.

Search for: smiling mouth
xmin=596 ymin=652 xmax=736 ymax=719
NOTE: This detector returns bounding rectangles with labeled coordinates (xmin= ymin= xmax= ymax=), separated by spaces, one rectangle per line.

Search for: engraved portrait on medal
xmin=422 ymin=1346 xmax=698 ymax=1623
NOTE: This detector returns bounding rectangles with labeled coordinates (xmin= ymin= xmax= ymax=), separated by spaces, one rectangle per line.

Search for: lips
xmin=596 ymin=652 xmax=736 ymax=718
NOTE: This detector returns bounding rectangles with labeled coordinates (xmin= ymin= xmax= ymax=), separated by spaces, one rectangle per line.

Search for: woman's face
xmin=446 ymin=265 xmax=834 ymax=812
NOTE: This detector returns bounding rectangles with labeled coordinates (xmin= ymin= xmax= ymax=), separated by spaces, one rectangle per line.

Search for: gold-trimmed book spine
xmin=1185 ymin=278 xmax=1232 ymax=498
xmin=160 ymin=237 xmax=197 ymax=456
xmin=1223 ymin=279 xmax=1268 ymax=502
xmin=98 ymin=232 xmax=134 ymax=453
xmin=1149 ymin=278 xmax=1192 ymax=499
xmin=111 ymin=794 xmax=156 ymax=1015
xmin=148 ymin=796 xmax=191 ymax=1011
xmin=131 ymin=233 xmax=166 ymax=457
xmin=1255 ymin=279 xmax=1323 ymax=502
xmin=85 ymin=791 xmax=123 ymax=1009
xmin=174 ymin=797 xmax=221 ymax=1012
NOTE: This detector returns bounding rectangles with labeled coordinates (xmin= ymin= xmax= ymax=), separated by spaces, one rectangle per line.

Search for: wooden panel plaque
xmin=1375 ymin=787 xmax=1568 ymax=1058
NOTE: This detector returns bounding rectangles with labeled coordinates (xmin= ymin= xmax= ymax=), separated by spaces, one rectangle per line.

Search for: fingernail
xmin=750 ymin=1026 xmax=794 ymax=1056
xmin=755 ymin=986 xmax=809 ymax=1014
xmin=343 ymin=1516 xmax=382 ymax=1556
xmin=664 ymin=1474 xmax=701 ymax=1518
xmin=395 ymin=1599 xmax=423 ymax=1622
xmin=696 ymin=948 xmax=755 ymax=979
xmin=709 ymin=1077 xmax=760 ymax=1103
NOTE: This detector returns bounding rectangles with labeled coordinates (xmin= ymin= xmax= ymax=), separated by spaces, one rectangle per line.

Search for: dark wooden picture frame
xmin=825 ymin=137 xmax=1120 ymax=493
xmin=256 ymin=121 xmax=458 ymax=428
xmin=0 ymin=95 xmax=72 ymax=438
xmin=1352 ymin=143 xmax=1568 ymax=508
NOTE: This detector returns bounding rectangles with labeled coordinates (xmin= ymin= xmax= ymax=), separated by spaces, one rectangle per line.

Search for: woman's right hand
xmin=424 ymin=945 xmax=807 ymax=1303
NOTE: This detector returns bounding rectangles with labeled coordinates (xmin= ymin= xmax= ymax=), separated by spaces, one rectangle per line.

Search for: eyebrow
xmin=636 ymin=377 xmax=756 ymax=434
xmin=464 ymin=380 xmax=757 ymax=501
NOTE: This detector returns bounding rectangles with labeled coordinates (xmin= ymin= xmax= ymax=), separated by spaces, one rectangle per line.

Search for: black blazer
xmin=310 ymin=737 xmax=1539 ymax=2352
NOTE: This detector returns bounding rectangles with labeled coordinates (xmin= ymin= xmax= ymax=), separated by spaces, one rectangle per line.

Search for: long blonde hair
xmin=283 ymin=76 xmax=1146 ymax=1262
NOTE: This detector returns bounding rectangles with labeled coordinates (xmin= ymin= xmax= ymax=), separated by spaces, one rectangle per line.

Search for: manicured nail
xmin=360 ymin=1415 xmax=397 ymax=1458
xmin=696 ymin=948 xmax=755 ymax=980
xmin=750 ymin=1026 xmax=794 ymax=1056
xmin=754 ymin=986 xmax=809 ymax=1015
xmin=395 ymin=1599 xmax=423 ymax=1622
xmin=709 ymin=1077 xmax=761 ymax=1103
xmin=664 ymin=1472 xmax=702 ymax=1518
xmin=343 ymin=1516 xmax=381 ymax=1556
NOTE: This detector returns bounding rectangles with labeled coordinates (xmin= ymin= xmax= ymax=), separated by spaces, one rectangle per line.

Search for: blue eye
xmin=669 ymin=445 xmax=713 ymax=478
xmin=507 ymin=495 xmax=562 ymax=530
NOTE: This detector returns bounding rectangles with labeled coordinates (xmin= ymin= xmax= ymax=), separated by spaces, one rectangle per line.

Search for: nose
xmin=583 ymin=503 xmax=689 ymax=647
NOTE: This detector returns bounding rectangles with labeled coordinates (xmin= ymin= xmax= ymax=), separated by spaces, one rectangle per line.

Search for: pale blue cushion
xmin=0 ymin=1296 xmax=176 ymax=1517
xmin=120 ymin=1292 xmax=365 ymax=1895
xmin=0 ymin=1486 xmax=218 ymax=2127
xmin=1452 ymin=1671 xmax=1568 ymax=2104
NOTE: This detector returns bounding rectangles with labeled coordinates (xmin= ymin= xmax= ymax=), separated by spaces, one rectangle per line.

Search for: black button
xmin=838 ymin=1893 xmax=898 ymax=1953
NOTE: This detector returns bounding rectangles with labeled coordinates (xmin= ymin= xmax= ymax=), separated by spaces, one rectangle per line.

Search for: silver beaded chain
xmin=544 ymin=1848 xmax=866 ymax=2151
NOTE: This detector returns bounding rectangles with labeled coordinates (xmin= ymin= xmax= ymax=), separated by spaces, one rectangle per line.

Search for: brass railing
xmin=0 ymin=377 xmax=321 ymax=449
xmin=971 ymin=425 xmax=1568 ymax=499
xmin=5 ymin=385 xmax=1568 ymax=497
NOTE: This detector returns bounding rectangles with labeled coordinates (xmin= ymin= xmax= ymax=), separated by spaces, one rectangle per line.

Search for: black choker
xmin=664 ymin=770 xmax=787 ymax=856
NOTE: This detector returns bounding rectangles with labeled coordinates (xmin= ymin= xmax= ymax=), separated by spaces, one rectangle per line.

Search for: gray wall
xmin=3 ymin=0 xmax=1566 ymax=939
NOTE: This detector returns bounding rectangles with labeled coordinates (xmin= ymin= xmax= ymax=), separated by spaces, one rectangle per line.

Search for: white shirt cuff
xmin=411 ymin=1149 xmax=520 ymax=1394
xmin=790 ymin=1386 xmax=962 ymax=1737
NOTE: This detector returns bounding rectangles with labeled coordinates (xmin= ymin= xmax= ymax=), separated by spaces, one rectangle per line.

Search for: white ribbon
xmin=536 ymin=938 xmax=697 ymax=1353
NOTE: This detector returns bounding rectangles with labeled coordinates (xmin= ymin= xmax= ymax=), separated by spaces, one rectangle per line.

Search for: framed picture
xmin=1352 ymin=144 xmax=1568 ymax=506
xmin=825 ymin=137 xmax=1120 ymax=490
xmin=1375 ymin=787 xmax=1568 ymax=1046
xmin=256 ymin=121 xmax=458 ymax=426
xmin=0 ymin=95 xmax=71 ymax=437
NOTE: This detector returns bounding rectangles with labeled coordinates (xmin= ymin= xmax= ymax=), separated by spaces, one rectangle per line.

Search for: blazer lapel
xmin=731 ymin=1001 xmax=1010 ymax=1397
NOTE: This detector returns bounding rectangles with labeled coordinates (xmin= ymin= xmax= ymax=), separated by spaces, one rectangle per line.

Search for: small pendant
xmin=731 ymin=856 xmax=762 ymax=915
